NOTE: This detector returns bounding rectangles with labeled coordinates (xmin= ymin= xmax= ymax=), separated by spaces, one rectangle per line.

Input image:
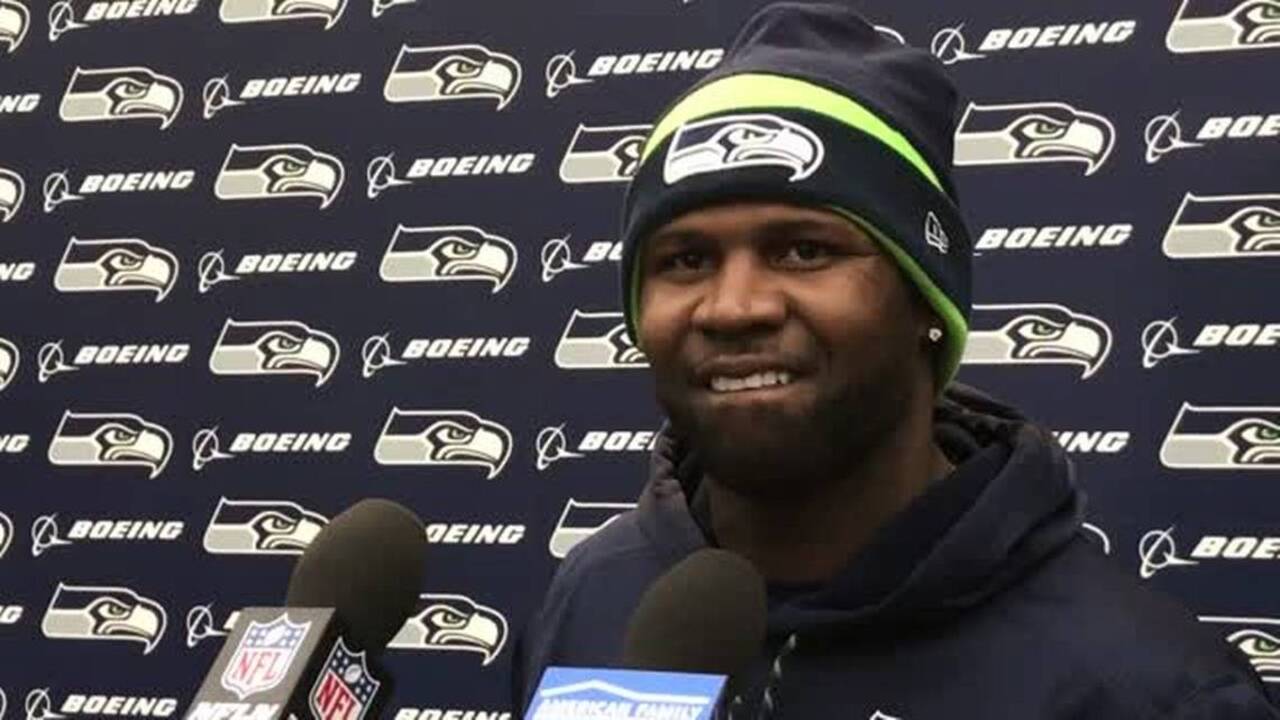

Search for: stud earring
xmin=927 ymin=327 xmax=944 ymax=343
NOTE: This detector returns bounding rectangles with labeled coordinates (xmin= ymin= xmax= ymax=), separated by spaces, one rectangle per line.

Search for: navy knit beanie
xmin=619 ymin=2 xmax=972 ymax=385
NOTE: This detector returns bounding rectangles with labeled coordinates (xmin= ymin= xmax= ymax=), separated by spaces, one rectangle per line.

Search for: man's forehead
xmin=647 ymin=201 xmax=865 ymax=245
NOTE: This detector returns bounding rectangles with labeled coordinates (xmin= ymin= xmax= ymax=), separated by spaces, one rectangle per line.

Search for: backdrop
xmin=1 ymin=0 xmax=1278 ymax=717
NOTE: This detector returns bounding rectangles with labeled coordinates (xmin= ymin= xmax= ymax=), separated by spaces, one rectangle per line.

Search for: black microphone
xmin=622 ymin=548 xmax=767 ymax=675
xmin=185 ymin=498 xmax=426 ymax=720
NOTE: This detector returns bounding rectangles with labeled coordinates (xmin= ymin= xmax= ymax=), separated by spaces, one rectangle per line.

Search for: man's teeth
xmin=710 ymin=371 xmax=792 ymax=393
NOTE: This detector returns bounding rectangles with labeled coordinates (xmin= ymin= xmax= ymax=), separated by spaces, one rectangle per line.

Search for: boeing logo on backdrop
xmin=1199 ymin=616 xmax=1280 ymax=683
xmin=543 ymin=48 xmax=723 ymax=98
xmin=42 ymin=582 xmax=167 ymax=654
xmin=388 ymin=593 xmax=508 ymax=665
xmin=1141 ymin=526 xmax=1280 ymax=579
xmin=0 ymin=510 xmax=13 ymax=558
xmin=365 ymin=151 xmax=535 ymax=199
xmin=215 ymin=143 xmax=345 ymax=209
xmin=973 ymin=222 xmax=1133 ymax=252
xmin=190 ymin=426 xmax=352 ymax=471
xmin=539 ymin=235 xmax=620 ymax=282
xmin=549 ymin=499 xmax=637 ymax=559
xmin=360 ymin=332 xmax=530 ymax=378
xmin=42 ymin=168 xmax=195 ymax=213
xmin=47 ymin=410 xmax=173 ymax=478
xmin=185 ymin=603 xmax=233 ymax=647
xmin=202 ymin=72 xmax=362 ymax=119
xmin=378 ymin=225 xmax=518 ymax=292
xmin=1144 ymin=110 xmax=1279 ymax=163
xmin=1160 ymin=403 xmax=1280 ymax=469
xmin=198 ymin=248 xmax=358 ymax=293
xmin=208 ymin=318 xmax=341 ymax=387
xmin=0 ymin=337 xmax=18 ymax=392
xmin=48 ymin=0 xmax=198 ymax=41
xmin=961 ymin=303 xmax=1113 ymax=379
xmin=29 ymin=514 xmax=184 ymax=557
xmin=0 ymin=167 xmax=26 ymax=222
xmin=560 ymin=124 xmax=651 ymax=184
xmin=555 ymin=310 xmax=647 ymax=369
xmin=534 ymin=425 xmax=657 ymax=471
xmin=930 ymin=19 xmax=1137 ymax=65
xmin=219 ymin=0 xmax=344 ymax=28
xmin=384 ymin=44 xmax=521 ymax=110
xmin=59 ymin=66 xmax=184 ymax=129
xmin=203 ymin=497 xmax=329 ymax=555
xmin=0 ymin=0 xmax=30 ymax=53
xmin=1167 ymin=0 xmax=1280 ymax=52
xmin=373 ymin=409 xmax=512 ymax=479
xmin=21 ymin=688 xmax=179 ymax=720
xmin=0 ymin=91 xmax=41 ymax=115
xmin=54 ymin=237 xmax=179 ymax=301
xmin=954 ymin=101 xmax=1115 ymax=175
xmin=1162 ymin=192 xmax=1280 ymax=258
xmin=1141 ymin=318 xmax=1277 ymax=368
xmin=37 ymin=340 xmax=190 ymax=383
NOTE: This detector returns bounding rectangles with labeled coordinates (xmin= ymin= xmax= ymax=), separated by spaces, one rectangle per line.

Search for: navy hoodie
xmin=515 ymin=384 xmax=1279 ymax=718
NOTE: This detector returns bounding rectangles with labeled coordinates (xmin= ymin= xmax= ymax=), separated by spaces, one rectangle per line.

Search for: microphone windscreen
xmin=285 ymin=497 xmax=426 ymax=655
xmin=621 ymin=548 xmax=766 ymax=676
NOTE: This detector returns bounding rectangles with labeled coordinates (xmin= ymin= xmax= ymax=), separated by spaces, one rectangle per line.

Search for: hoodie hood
xmin=634 ymin=382 xmax=1085 ymax=635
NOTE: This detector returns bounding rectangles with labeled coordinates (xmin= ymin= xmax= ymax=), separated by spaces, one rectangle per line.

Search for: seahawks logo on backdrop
xmin=378 ymin=224 xmax=517 ymax=292
xmin=48 ymin=410 xmax=173 ymax=478
xmin=0 ymin=510 xmax=13 ymax=558
xmin=549 ymin=499 xmax=636 ymax=559
xmin=215 ymin=143 xmax=345 ymax=209
xmin=1168 ymin=0 xmax=1280 ymax=52
xmin=1160 ymin=403 xmax=1280 ymax=469
xmin=208 ymin=318 xmax=341 ymax=387
xmin=388 ymin=593 xmax=508 ymax=665
xmin=203 ymin=497 xmax=329 ymax=555
xmin=664 ymin=113 xmax=825 ymax=185
xmin=1162 ymin=192 xmax=1280 ymax=258
xmin=219 ymin=0 xmax=346 ymax=28
xmin=962 ymin=303 xmax=1112 ymax=379
xmin=42 ymin=582 xmax=168 ymax=654
xmin=383 ymin=44 xmax=521 ymax=110
xmin=554 ymin=310 xmax=647 ymax=370
xmin=54 ymin=237 xmax=179 ymax=302
xmin=558 ymin=123 xmax=651 ymax=184
xmin=373 ymin=408 xmax=512 ymax=479
xmin=0 ymin=167 xmax=25 ymax=222
xmin=0 ymin=0 xmax=29 ymax=53
xmin=0 ymin=337 xmax=18 ymax=393
xmin=59 ymin=66 xmax=184 ymax=130
xmin=954 ymin=101 xmax=1115 ymax=176
xmin=1200 ymin=616 xmax=1280 ymax=683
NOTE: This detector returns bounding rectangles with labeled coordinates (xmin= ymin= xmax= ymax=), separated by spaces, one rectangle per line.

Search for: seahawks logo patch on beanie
xmin=663 ymin=113 xmax=825 ymax=185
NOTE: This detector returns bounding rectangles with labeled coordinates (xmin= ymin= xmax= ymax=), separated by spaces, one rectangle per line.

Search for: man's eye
xmin=776 ymin=241 xmax=831 ymax=266
xmin=657 ymin=250 xmax=708 ymax=273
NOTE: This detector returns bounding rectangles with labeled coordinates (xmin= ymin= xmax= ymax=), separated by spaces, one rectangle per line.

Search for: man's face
xmin=638 ymin=202 xmax=929 ymax=497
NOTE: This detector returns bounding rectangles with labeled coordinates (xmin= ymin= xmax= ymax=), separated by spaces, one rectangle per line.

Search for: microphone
xmin=524 ymin=549 xmax=766 ymax=720
xmin=185 ymin=498 xmax=426 ymax=720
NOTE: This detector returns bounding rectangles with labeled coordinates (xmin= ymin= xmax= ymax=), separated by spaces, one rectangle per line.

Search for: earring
xmin=927 ymin=327 xmax=944 ymax=343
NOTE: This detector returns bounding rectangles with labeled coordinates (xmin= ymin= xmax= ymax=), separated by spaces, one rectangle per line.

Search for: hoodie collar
xmin=635 ymin=383 xmax=1085 ymax=631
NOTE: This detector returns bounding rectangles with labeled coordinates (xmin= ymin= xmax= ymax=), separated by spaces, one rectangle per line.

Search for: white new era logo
xmin=925 ymin=211 xmax=949 ymax=254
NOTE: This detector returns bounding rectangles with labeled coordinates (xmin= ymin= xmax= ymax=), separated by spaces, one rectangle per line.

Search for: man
xmin=515 ymin=3 xmax=1279 ymax=717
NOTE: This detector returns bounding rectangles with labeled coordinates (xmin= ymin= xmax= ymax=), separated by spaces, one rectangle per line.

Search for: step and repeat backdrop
xmin=0 ymin=0 xmax=1277 ymax=716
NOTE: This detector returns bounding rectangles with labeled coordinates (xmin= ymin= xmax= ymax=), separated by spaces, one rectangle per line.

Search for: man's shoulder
xmin=994 ymin=539 xmax=1267 ymax=712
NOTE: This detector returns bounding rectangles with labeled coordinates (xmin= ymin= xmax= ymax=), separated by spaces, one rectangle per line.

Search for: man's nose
xmin=690 ymin=252 xmax=786 ymax=336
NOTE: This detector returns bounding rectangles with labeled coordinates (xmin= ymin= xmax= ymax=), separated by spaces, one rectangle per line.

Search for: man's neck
xmin=706 ymin=403 xmax=951 ymax=585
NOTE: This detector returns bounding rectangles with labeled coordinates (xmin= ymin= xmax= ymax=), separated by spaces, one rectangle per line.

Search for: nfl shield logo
xmin=220 ymin=613 xmax=312 ymax=700
xmin=309 ymin=637 xmax=381 ymax=720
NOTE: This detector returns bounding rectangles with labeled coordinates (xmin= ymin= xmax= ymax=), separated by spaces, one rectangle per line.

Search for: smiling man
xmin=515 ymin=4 xmax=1278 ymax=718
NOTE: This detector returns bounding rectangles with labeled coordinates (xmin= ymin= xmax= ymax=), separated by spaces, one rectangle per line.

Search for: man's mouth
xmin=709 ymin=370 xmax=794 ymax=393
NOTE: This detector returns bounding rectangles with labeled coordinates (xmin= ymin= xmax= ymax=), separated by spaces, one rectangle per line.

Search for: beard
xmin=654 ymin=347 xmax=919 ymax=502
